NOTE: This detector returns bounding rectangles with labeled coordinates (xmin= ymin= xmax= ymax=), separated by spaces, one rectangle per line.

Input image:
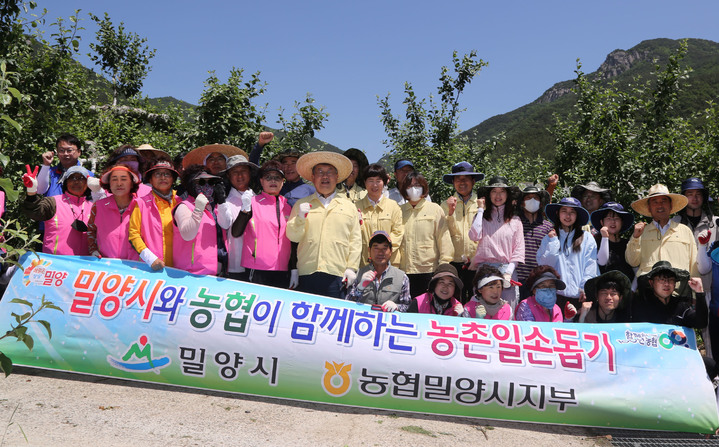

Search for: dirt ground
xmin=0 ymin=366 xmax=628 ymax=447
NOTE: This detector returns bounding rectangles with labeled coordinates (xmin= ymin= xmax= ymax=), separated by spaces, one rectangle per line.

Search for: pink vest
xmin=135 ymin=192 xmax=170 ymax=262
xmin=464 ymin=299 xmax=513 ymax=320
xmin=415 ymin=292 xmax=461 ymax=316
xmin=172 ymin=197 xmax=217 ymax=275
xmin=94 ymin=195 xmax=139 ymax=261
xmin=241 ymin=192 xmax=292 ymax=271
xmin=0 ymin=190 xmax=5 ymax=218
xmin=524 ymin=296 xmax=563 ymax=322
xmin=43 ymin=193 xmax=92 ymax=255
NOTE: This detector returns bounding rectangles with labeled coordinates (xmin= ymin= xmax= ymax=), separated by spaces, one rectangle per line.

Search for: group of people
xmin=6 ymin=133 xmax=719 ymax=367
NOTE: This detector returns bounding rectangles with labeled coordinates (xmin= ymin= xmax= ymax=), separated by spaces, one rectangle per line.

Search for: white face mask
xmin=524 ymin=198 xmax=540 ymax=213
xmin=406 ymin=186 xmax=423 ymax=202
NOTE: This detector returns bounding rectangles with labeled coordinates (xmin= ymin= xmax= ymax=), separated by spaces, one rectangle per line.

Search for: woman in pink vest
xmin=21 ymin=165 xmax=92 ymax=255
xmin=87 ymin=165 xmax=140 ymax=260
xmin=232 ymin=160 xmax=296 ymax=287
xmin=515 ymin=265 xmax=577 ymax=322
xmin=463 ymin=264 xmax=513 ymax=320
xmin=172 ymin=164 xmax=222 ymax=275
xmin=128 ymin=159 xmax=180 ymax=270
xmin=407 ymin=263 xmax=464 ymax=316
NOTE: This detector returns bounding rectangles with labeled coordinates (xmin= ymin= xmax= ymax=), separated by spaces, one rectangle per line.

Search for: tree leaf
xmin=0 ymin=352 xmax=13 ymax=377
xmin=37 ymin=320 xmax=52 ymax=339
xmin=10 ymin=299 xmax=32 ymax=307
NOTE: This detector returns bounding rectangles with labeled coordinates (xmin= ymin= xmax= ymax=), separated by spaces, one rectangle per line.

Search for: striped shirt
xmin=516 ymin=214 xmax=554 ymax=282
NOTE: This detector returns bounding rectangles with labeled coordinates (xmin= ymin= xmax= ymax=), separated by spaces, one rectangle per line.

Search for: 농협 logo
xmin=107 ymin=334 xmax=170 ymax=374
xmin=322 ymin=361 xmax=352 ymax=397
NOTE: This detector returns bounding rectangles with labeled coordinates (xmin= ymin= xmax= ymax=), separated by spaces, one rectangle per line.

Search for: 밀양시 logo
xmin=107 ymin=335 xmax=170 ymax=374
xmin=322 ymin=361 xmax=352 ymax=397
xmin=22 ymin=258 xmax=67 ymax=287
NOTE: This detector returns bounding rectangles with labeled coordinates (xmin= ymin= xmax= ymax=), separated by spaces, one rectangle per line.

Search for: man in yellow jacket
xmin=626 ymin=184 xmax=699 ymax=286
xmin=440 ymin=161 xmax=484 ymax=303
xmin=287 ymin=151 xmax=362 ymax=298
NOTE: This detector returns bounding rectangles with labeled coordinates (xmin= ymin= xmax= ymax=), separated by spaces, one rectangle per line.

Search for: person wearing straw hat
xmin=626 ymin=183 xmax=700 ymax=280
xmin=87 ymin=164 xmax=141 ymax=261
xmin=286 ymin=151 xmax=362 ymax=298
xmin=346 ymin=231 xmax=411 ymax=311
xmin=277 ymin=150 xmax=316 ymax=207
xmin=182 ymin=144 xmax=249 ymax=176
xmin=590 ymin=202 xmax=635 ymax=283
xmin=355 ymin=163 xmax=404 ymax=268
xmin=516 ymin=185 xmax=554 ymax=298
xmin=469 ymin=175 xmax=525 ymax=310
xmin=537 ymin=197 xmax=598 ymax=314
xmin=441 ymin=161 xmax=485 ymax=303
xmin=129 ymin=159 xmax=180 ymax=270
xmin=578 ymin=270 xmax=632 ymax=323
xmin=216 ymin=154 xmax=259 ymax=281
xmin=22 ymin=165 xmax=93 ymax=256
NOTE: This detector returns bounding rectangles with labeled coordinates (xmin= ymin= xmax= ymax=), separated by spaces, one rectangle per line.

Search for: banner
xmin=0 ymin=253 xmax=717 ymax=433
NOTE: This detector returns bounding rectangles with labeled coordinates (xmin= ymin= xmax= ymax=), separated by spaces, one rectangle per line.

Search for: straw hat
xmin=630 ymin=183 xmax=688 ymax=217
xmin=136 ymin=144 xmax=170 ymax=160
xmin=182 ymin=144 xmax=248 ymax=169
xmin=296 ymin=151 xmax=352 ymax=182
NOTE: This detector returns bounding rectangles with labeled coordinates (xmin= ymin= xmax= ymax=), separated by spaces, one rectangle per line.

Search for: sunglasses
xmin=195 ymin=179 xmax=219 ymax=186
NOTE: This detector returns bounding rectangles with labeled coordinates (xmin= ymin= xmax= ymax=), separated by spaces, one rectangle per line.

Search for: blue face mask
xmin=535 ymin=288 xmax=557 ymax=309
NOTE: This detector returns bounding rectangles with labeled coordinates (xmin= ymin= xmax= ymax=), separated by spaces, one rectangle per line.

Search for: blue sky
xmin=35 ymin=1 xmax=719 ymax=162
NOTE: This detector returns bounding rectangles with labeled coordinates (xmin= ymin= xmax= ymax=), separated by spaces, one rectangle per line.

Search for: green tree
xmin=377 ymin=51 xmax=552 ymax=199
xmin=552 ymin=40 xmax=716 ymax=207
xmin=191 ymin=67 xmax=267 ymax=151
xmin=88 ymin=12 xmax=156 ymax=106
xmin=262 ymin=93 xmax=330 ymax=162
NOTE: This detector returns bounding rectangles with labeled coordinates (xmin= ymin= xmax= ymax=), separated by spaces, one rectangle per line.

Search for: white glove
xmin=357 ymin=270 xmax=376 ymax=290
xmin=476 ymin=304 xmax=486 ymax=319
xmin=87 ymin=176 xmax=102 ymax=193
xmin=194 ymin=193 xmax=209 ymax=212
xmin=342 ymin=268 xmax=357 ymax=287
xmin=289 ymin=269 xmax=299 ymax=289
xmin=381 ymin=301 xmax=398 ymax=312
xmin=241 ymin=193 xmax=252 ymax=212
xmin=91 ymin=250 xmax=102 ymax=258
xmin=298 ymin=202 xmax=312 ymax=219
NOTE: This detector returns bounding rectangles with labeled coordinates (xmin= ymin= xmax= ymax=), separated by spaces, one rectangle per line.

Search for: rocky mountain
xmin=461 ymin=38 xmax=719 ymax=159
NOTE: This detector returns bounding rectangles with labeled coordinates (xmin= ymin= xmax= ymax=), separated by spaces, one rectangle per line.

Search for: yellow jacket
xmin=355 ymin=195 xmax=404 ymax=267
xmin=441 ymin=192 xmax=479 ymax=263
xmin=399 ymin=199 xmax=453 ymax=274
xmin=625 ymin=220 xmax=699 ymax=277
xmin=287 ymin=193 xmax=362 ymax=277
